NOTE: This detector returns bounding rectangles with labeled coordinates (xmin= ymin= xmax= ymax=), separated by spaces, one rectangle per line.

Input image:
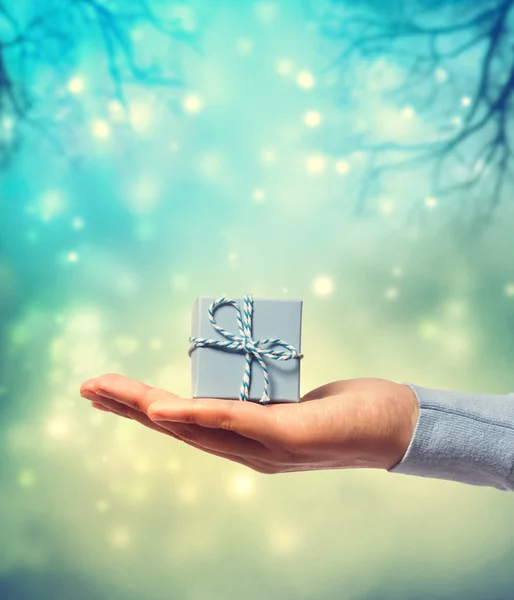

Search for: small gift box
xmin=189 ymin=295 xmax=303 ymax=403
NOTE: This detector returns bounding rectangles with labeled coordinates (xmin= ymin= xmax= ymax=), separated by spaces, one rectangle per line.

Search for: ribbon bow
xmin=188 ymin=295 xmax=303 ymax=404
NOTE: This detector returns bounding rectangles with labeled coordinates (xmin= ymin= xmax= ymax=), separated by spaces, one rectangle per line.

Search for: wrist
xmin=383 ymin=382 xmax=419 ymax=470
xmin=343 ymin=378 xmax=420 ymax=471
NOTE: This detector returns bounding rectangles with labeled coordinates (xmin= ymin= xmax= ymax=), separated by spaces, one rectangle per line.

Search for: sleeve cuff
xmin=388 ymin=383 xmax=514 ymax=491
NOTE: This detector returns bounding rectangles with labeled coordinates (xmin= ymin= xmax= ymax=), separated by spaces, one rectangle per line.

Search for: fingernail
xmin=81 ymin=390 xmax=96 ymax=401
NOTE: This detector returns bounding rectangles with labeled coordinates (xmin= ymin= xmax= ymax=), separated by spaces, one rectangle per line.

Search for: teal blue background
xmin=2 ymin=1 xmax=514 ymax=598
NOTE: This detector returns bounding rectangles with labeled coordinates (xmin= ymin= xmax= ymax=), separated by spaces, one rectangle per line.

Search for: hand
xmin=79 ymin=375 xmax=419 ymax=474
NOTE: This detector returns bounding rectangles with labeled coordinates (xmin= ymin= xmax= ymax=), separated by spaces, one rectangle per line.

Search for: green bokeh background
xmin=2 ymin=1 xmax=514 ymax=599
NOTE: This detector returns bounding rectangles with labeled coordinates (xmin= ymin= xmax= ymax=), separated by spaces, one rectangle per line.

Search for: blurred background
xmin=2 ymin=0 xmax=514 ymax=598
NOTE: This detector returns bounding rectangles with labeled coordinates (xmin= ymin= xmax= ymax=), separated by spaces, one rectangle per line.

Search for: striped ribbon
xmin=188 ymin=295 xmax=303 ymax=404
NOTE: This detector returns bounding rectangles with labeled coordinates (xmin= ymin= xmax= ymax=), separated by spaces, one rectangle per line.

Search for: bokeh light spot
xmin=108 ymin=100 xmax=124 ymax=115
xmin=18 ymin=469 xmax=36 ymax=488
xmin=446 ymin=300 xmax=467 ymax=319
xmin=228 ymin=474 xmax=255 ymax=498
xmin=402 ymin=106 xmax=415 ymax=119
xmin=117 ymin=273 xmax=137 ymax=295
xmin=296 ymin=70 xmax=314 ymax=89
xmin=313 ymin=275 xmax=334 ymax=297
xmin=67 ymin=312 xmax=102 ymax=335
xmin=149 ymin=338 xmax=163 ymax=351
xmin=251 ymin=189 xmax=265 ymax=203
xmin=378 ymin=198 xmax=395 ymax=214
xmin=172 ymin=273 xmax=189 ymax=290
xmin=176 ymin=481 xmax=201 ymax=504
xmin=254 ymin=2 xmax=279 ymax=22
xmin=167 ymin=458 xmax=182 ymax=473
xmin=40 ymin=190 xmax=66 ymax=222
xmin=2 ymin=116 xmax=14 ymax=132
xmin=435 ymin=68 xmax=448 ymax=82
xmin=46 ymin=417 xmax=71 ymax=439
xmin=275 ymin=59 xmax=293 ymax=75
xmin=444 ymin=332 xmax=470 ymax=357
xmin=107 ymin=526 xmax=131 ymax=549
xmin=304 ymin=110 xmax=321 ymax=127
xmin=127 ymin=481 xmax=151 ymax=505
xmin=260 ymin=148 xmax=278 ymax=164
xmin=129 ymin=101 xmax=153 ymax=132
xmin=200 ymin=153 xmax=223 ymax=177
xmin=306 ymin=155 xmax=326 ymax=174
xmin=67 ymin=76 xmax=85 ymax=94
xmin=237 ymin=38 xmax=254 ymax=54
xmin=96 ymin=499 xmax=110 ymax=513
xmin=183 ymin=95 xmax=203 ymax=113
xmin=419 ymin=321 xmax=439 ymax=339
xmin=114 ymin=336 xmax=139 ymax=356
xmin=335 ymin=159 xmax=350 ymax=174
xmin=384 ymin=287 xmax=399 ymax=301
xmin=269 ymin=524 xmax=299 ymax=554
xmin=92 ymin=120 xmax=110 ymax=139
xmin=128 ymin=175 xmax=162 ymax=213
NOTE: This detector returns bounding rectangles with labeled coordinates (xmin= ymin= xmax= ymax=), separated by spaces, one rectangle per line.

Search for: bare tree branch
xmin=319 ymin=0 xmax=514 ymax=222
xmin=0 ymin=0 xmax=196 ymax=165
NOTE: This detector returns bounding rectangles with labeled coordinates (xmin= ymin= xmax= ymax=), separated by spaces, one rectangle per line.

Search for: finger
xmin=87 ymin=393 xmax=272 ymax=471
xmin=90 ymin=393 xmax=270 ymax=459
xmin=170 ymin=435 xmax=274 ymax=473
xmin=91 ymin=402 xmax=111 ymax=413
xmin=147 ymin=396 xmax=281 ymax=445
xmin=92 ymin=401 xmax=132 ymax=419
xmin=81 ymin=373 xmax=169 ymax=413
xmin=80 ymin=373 xmax=282 ymax=444
xmin=82 ymin=389 xmax=182 ymax=440
xmin=155 ymin=420 xmax=270 ymax=458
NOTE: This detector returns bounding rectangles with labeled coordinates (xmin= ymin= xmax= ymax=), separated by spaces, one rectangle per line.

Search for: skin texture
xmin=80 ymin=374 xmax=419 ymax=474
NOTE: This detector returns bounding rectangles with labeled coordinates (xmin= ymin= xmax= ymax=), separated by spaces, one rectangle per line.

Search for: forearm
xmin=388 ymin=383 xmax=514 ymax=491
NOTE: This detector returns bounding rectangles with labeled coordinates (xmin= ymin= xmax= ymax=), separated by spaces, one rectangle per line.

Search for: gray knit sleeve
xmin=388 ymin=383 xmax=514 ymax=491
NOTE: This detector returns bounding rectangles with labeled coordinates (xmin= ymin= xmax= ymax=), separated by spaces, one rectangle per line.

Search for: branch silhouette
xmin=0 ymin=0 xmax=196 ymax=166
xmin=320 ymin=0 xmax=514 ymax=221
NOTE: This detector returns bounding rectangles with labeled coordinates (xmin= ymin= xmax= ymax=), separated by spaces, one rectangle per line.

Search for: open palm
xmin=80 ymin=374 xmax=418 ymax=474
